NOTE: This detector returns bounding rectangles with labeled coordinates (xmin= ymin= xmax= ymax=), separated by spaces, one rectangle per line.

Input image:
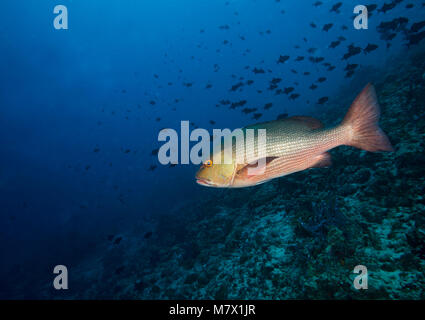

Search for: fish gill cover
xmin=0 ymin=0 xmax=424 ymax=299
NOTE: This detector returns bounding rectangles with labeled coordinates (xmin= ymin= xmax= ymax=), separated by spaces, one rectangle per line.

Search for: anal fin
xmin=311 ymin=152 xmax=332 ymax=168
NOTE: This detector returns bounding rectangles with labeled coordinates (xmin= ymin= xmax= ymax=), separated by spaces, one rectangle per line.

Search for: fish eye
xmin=204 ymin=159 xmax=213 ymax=167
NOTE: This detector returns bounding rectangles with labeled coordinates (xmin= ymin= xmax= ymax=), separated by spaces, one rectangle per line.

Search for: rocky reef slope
xmin=34 ymin=45 xmax=425 ymax=300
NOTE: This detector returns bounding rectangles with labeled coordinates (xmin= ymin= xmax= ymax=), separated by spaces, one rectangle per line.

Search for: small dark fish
xmin=148 ymin=165 xmax=157 ymax=171
xmin=313 ymin=1 xmax=323 ymax=7
xmin=345 ymin=70 xmax=355 ymax=78
xmin=308 ymin=47 xmax=317 ymax=54
xmin=329 ymin=40 xmax=341 ymax=48
xmin=269 ymin=84 xmax=278 ymax=91
xmin=230 ymin=100 xmax=247 ymax=109
xmin=252 ymin=113 xmax=263 ymax=120
xmin=295 ymin=56 xmax=305 ymax=61
xmin=330 ymin=2 xmax=342 ymax=13
xmin=379 ymin=1 xmax=400 ymax=13
xmin=323 ymin=23 xmax=333 ymax=32
xmin=230 ymin=82 xmax=244 ymax=92
xmin=309 ymin=56 xmax=324 ymax=64
xmin=114 ymin=236 xmax=123 ymax=245
xmin=406 ymin=30 xmax=425 ymax=46
xmin=367 ymin=4 xmax=378 ymax=13
xmin=345 ymin=63 xmax=358 ymax=71
xmin=310 ymin=22 xmax=317 ymax=28
xmin=151 ymin=148 xmax=159 ymax=156
xmin=209 ymin=120 xmax=216 ymax=125
xmin=410 ymin=20 xmax=425 ymax=33
xmin=242 ymin=107 xmax=257 ymax=114
xmin=289 ymin=93 xmax=300 ymax=100
xmin=364 ymin=43 xmax=378 ymax=54
xmin=381 ymin=22 xmax=407 ymax=48
xmin=144 ymin=231 xmax=153 ymax=239
xmin=317 ymin=77 xmax=327 ymax=83
xmin=205 ymin=84 xmax=213 ymax=89
xmin=277 ymin=55 xmax=290 ymax=64
xmin=317 ymin=96 xmax=329 ymax=105
xmin=284 ymin=87 xmax=294 ymax=94
xmin=264 ymin=103 xmax=273 ymax=110
xmin=310 ymin=84 xmax=318 ymax=90
xmin=342 ymin=44 xmax=362 ymax=60
xmin=252 ymin=67 xmax=265 ymax=74
xmin=276 ymin=113 xmax=288 ymax=120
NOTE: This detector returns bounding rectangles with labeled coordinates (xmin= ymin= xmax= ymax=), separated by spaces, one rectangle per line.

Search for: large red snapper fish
xmin=196 ymin=84 xmax=393 ymax=188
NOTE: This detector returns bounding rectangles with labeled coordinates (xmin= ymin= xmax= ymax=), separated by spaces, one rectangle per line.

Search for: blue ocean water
xmin=1 ymin=0 xmax=425 ymax=299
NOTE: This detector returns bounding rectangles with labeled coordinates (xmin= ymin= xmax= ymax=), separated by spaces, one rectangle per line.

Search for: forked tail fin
xmin=341 ymin=83 xmax=394 ymax=152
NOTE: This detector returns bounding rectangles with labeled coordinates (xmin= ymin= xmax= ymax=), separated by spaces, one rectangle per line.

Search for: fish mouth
xmin=196 ymin=178 xmax=215 ymax=187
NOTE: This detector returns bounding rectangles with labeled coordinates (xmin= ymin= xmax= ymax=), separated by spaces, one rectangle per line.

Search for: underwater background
xmin=1 ymin=0 xmax=425 ymax=299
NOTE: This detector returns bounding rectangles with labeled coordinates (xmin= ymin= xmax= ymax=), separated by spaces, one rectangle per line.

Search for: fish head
xmin=195 ymin=155 xmax=236 ymax=188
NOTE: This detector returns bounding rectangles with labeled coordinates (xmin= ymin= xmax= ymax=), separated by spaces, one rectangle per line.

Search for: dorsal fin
xmin=285 ymin=116 xmax=324 ymax=129
xmin=243 ymin=115 xmax=324 ymax=132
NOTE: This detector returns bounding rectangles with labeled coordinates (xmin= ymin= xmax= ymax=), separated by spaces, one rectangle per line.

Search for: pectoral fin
xmin=236 ymin=157 xmax=279 ymax=177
